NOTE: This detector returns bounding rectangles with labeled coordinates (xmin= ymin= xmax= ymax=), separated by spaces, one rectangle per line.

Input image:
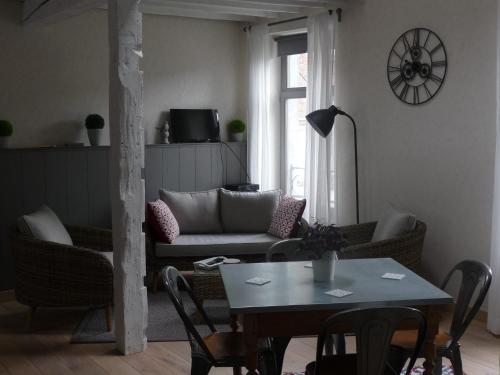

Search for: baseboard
xmin=0 ymin=289 xmax=15 ymax=303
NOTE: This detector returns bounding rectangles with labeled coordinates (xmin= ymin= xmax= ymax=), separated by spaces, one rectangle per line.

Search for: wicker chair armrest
xmin=66 ymin=225 xmax=113 ymax=252
xmin=340 ymin=221 xmax=426 ymax=273
xmin=337 ymin=221 xmax=377 ymax=245
xmin=10 ymin=232 xmax=113 ymax=307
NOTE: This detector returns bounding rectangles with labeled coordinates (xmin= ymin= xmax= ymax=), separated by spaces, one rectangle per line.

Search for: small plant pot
xmin=312 ymin=252 xmax=337 ymax=282
xmin=229 ymin=132 xmax=244 ymax=142
xmin=87 ymin=129 xmax=103 ymax=146
xmin=0 ymin=136 xmax=10 ymax=149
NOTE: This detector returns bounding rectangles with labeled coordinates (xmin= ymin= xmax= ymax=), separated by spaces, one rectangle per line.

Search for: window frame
xmin=280 ymin=54 xmax=307 ymax=195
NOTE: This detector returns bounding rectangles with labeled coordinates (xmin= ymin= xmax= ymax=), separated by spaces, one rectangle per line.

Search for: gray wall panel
xmin=145 ymin=148 xmax=163 ymax=202
xmin=196 ymin=145 xmax=212 ymax=191
xmin=179 ymin=147 xmax=196 ymax=192
xmin=163 ymin=147 xmax=180 ymax=192
xmin=66 ymin=150 xmax=89 ymax=226
xmin=22 ymin=151 xmax=46 ymax=213
xmin=88 ymin=149 xmax=111 ymax=228
xmin=45 ymin=152 xmax=69 ymax=223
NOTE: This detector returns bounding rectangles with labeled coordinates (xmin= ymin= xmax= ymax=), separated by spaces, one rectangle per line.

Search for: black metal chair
xmin=162 ymin=266 xmax=274 ymax=375
xmin=305 ymin=307 xmax=427 ymax=375
xmin=392 ymin=260 xmax=492 ymax=375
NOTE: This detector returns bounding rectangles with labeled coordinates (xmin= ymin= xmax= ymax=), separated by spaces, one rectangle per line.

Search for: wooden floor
xmin=0 ymin=300 xmax=499 ymax=375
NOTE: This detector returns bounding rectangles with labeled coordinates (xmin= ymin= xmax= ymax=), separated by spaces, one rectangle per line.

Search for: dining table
xmin=219 ymin=257 xmax=453 ymax=375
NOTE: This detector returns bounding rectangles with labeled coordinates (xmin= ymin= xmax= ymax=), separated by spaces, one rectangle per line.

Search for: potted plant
xmin=85 ymin=114 xmax=105 ymax=146
xmin=228 ymin=119 xmax=246 ymax=142
xmin=300 ymin=223 xmax=347 ymax=282
xmin=0 ymin=120 xmax=13 ymax=149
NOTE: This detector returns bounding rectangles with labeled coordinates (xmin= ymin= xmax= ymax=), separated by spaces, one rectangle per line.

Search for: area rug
xmin=283 ymin=365 xmax=461 ymax=375
xmin=71 ymin=291 xmax=230 ymax=343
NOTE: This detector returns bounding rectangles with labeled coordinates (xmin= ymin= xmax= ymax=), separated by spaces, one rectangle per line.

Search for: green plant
xmin=85 ymin=114 xmax=105 ymax=130
xmin=0 ymin=120 xmax=13 ymax=137
xmin=228 ymin=119 xmax=246 ymax=134
xmin=299 ymin=223 xmax=347 ymax=260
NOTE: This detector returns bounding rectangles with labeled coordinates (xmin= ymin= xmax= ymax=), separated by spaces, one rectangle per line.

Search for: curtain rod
xmin=267 ymin=8 xmax=342 ymax=27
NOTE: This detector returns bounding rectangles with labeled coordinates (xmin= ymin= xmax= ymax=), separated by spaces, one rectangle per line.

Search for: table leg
xmin=231 ymin=314 xmax=239 ymax=332
xmin=422 ymin=306 xmax=440 ymax=375
xmin=243 ymin=315 xmax=259 ymax=375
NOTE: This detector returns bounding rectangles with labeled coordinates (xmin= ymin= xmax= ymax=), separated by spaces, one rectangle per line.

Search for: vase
xmin=87 ymin=129 xmax=103 ymax=146
xmin=230 ymin=133 xmax=244 ymax=142
xmin=0 ymin=137 xmax=9 ymax=149
xmin=312 ymin=252 xmax=337 ymax=282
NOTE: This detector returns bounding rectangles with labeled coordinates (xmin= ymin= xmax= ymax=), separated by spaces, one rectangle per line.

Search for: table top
xmin=219 ymin=258 xmax=453 ymax=314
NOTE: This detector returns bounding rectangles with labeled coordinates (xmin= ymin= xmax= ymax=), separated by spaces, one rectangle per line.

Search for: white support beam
xmin=141 ymin=5 xmax=263 ymax=22
xmin=108 ymin=0 xmax=148 ymax=355
xmin=23 ymin=0 xmax=106 ymax=25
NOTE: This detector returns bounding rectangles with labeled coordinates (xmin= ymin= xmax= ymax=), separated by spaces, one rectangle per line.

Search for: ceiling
xmin=22 ymin=0 xmax=352 ymax=25
xmin=140 ymin=0 xmax=350 ymax=23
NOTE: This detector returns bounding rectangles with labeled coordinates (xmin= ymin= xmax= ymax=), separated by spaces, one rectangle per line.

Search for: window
xmin=281 ymin=52 xmax=307 ymax=198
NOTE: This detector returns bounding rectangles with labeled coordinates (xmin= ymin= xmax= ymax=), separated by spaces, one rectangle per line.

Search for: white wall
xmin=0 ymin=0 xmax=247 ymax=147
xmin=335 ymin=0 xmax=498 ymax=285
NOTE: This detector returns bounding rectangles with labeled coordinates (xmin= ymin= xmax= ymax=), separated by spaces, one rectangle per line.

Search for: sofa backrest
xmin=157 ymin=188 xmax=281 ymax=234
xmin=159 ymin=189 xmax=223 ymax=234
xmin=219 ymin=189 xmax=281 ymax=233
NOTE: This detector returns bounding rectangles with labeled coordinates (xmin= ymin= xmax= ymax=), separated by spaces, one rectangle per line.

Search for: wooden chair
xmin=162 ymin=266 xmax=274 ymax=375
xmin=305 ymin=307 xmax=427 ymax=375
xmin=391 ymin=260 xmax=492 ymax=375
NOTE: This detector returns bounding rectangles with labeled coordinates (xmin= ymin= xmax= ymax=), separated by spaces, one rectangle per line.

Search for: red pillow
xmin=268 ymin=195 xmax=306 ymax=239
xmin=147 ymin=200 xmax=179 ymax=244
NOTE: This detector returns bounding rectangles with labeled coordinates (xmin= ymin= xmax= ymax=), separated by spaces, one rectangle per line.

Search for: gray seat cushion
xmin=17 ymin=205 xmax=73 ymax=246
xmin=159 ymin=189 xmax=223 ymax=234
xmin=219 ymin=189 xmax=281 ymax=233
xmin=155 ymin=233 xmax=281 ymax=257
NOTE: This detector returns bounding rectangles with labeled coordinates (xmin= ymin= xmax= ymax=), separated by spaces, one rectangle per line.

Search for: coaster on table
xmin=325 ymin=289 xmax=353 ymax=298
xmin=245 ymin=277 xmax=271 ymax=286
xmin=382 ymin=273 xmax=406 ymax=280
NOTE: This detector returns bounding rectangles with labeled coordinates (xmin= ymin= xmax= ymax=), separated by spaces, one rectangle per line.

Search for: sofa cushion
xmin=17 ymin=205 xmax=73 ymax=246
xmin=147 ymin=199 xmax=179 ymax=244
xmin=155 ymin=233 xmax=280 ymax=258
xmin=219 ymin=189 xmax=280 ymax=233
xmin=372 ymin=204 xmax=417 ymax=242
xmin=159 ymin=189 xmax=223 ymax=234
xmin=268 ymin=195 xmax=306 ymax=239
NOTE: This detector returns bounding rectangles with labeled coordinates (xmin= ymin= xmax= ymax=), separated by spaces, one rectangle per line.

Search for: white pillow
xmin=18 ymin=205 xmax=73 ymax=246
xmin=371 ymin=204 xmax=416 ymax=242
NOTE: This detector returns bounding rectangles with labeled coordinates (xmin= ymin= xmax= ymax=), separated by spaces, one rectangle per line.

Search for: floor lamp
xmin=305 ymin=105 xmax=359 ymax=224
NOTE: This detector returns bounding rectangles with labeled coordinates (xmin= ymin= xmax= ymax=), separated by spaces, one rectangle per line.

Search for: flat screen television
xmin=169 ymin=109 xmax=220 ymax=143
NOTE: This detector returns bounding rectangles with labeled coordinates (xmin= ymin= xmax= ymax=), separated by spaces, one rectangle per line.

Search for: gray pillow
xmin=18 ymin=205 xmax=73 ymax=246
xmin=220 ymin=189 xmax=281 ymax=233
xmin=159 ymin=189 xmax=223 ymax=234
xmin=371 ymin=204 xmax=416 ymax=242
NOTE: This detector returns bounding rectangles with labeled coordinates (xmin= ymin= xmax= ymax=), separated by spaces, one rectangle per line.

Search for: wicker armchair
xmin=338 ymin=220 xmax=427 ymax=273
xmin=9 ymin=225 xmax=114 ymax=330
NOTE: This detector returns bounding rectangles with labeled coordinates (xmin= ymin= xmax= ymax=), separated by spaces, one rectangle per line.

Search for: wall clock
xmin=387 ymin=28 xmax=447 ymax=105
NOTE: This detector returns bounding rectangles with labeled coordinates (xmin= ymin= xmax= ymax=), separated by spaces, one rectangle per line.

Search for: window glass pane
xmin=285 ymin=97 xmax=307 ymax=198
xmin=287 ymin=53 xmax=308 ymax=88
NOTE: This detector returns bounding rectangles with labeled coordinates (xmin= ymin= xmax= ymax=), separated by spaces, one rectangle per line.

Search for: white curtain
xmin=247 ymin=25 xmax=281 ymax=191
xmin=304 ymin=13 xmax=336 ymax=223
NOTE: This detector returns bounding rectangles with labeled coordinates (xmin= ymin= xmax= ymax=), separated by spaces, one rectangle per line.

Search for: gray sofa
xmin=146 ymin=188 xmax=304 ymax=279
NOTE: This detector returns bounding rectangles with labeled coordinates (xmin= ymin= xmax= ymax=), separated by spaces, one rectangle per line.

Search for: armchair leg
xmin=105 ymin=305 xmax=113 ymax=332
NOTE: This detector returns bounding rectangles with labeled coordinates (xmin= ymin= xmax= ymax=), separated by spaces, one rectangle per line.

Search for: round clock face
xmin=387 ymin=28 xmax=447 ymax=105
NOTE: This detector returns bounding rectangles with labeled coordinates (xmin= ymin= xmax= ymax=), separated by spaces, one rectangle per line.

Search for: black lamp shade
xmin=305 ymin=106 xmax=340 ymax=138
